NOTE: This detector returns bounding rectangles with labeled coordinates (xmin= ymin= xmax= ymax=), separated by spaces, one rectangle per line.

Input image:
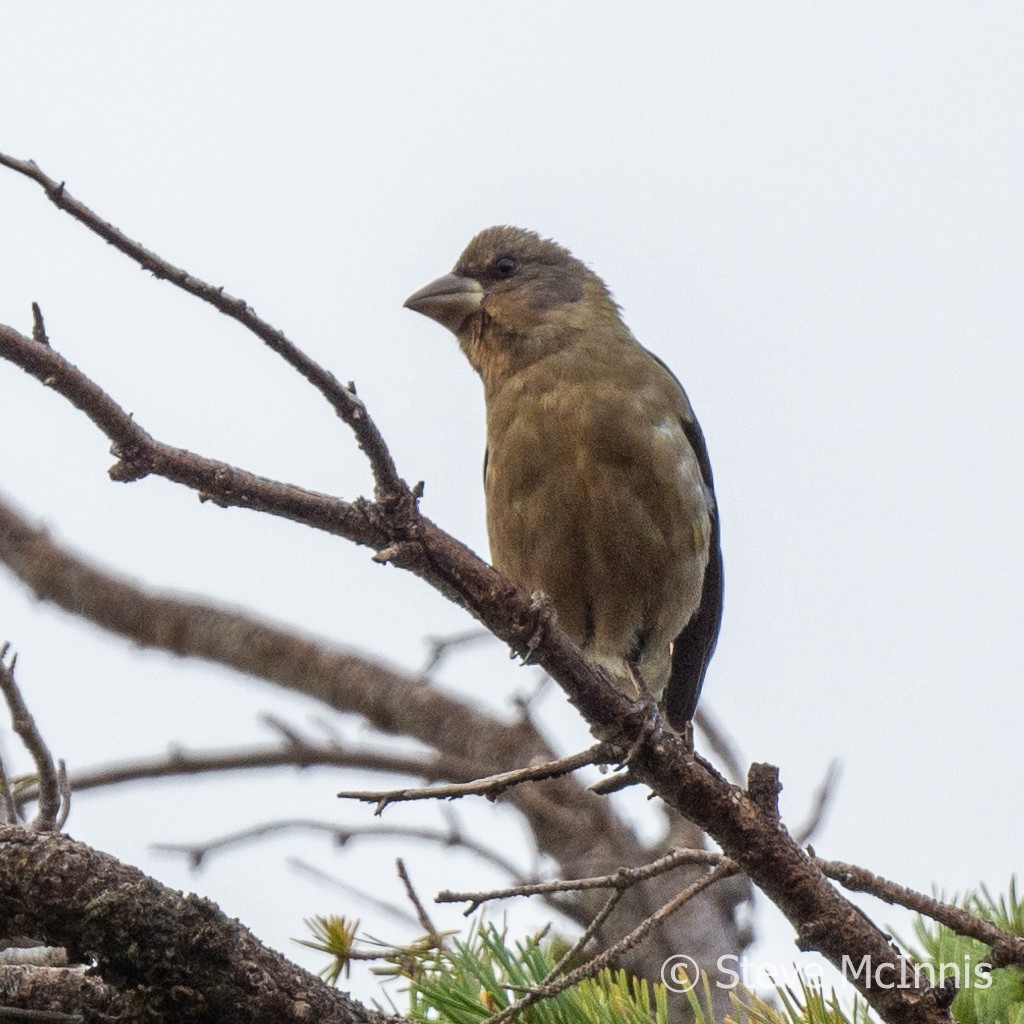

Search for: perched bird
xmin=404 ymin=227 xmax=722 ymax=729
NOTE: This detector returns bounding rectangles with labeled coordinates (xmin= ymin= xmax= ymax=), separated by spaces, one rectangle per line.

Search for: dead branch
xmin=290 ymin=857 xmax=424 ymax=929
xmin=154 ymin=818 xmax=529 ymax=884
xmin=0 ymin=493 xmax=733 ymax=999
xmin=336 ymin=743 xmax=612 ymax=811
xmin=0 ymin=153 xmax=403 ymax=500
xmin=0 ymin=493 xmax=534 ymax=779
xmin=396 ymin=859 xmax=444 ymax=948
xmin=0 ymin=827 xmax=390 ymax=1023
xmin=0 ymin=646 xmax=62 ymax=830
xmin=793 ymin=760 xmax=841 ymax=845
xmin=815 ymin=856 xmax=1024 ymax=970
xmin=438 ymin=847 xmax=726 ymax=911
xmin=421 ymin=627 xmax=493 ymax=674
xmin=0 ymin=152 xmax=956 ymax=1023
xmin=14 ymin=737 xmax=481 ymax=809
xmin=484 ymin=863 xmax=738 ymax=1024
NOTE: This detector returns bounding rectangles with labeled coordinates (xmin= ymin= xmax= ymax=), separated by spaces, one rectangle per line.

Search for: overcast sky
xmin=1 ymin=2 xmax=1022 ymax=1007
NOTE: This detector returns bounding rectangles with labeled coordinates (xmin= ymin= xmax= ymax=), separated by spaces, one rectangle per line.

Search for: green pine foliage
xmin=295 ymin=914 xmax=361 ymax=986
xmin=402 ymin=923 xmax=668 ymax=1024
xmin=908 ymin=880 xmax=1024 ymax=1024
xmin=300 ymin=881 xmax=1024 ymax=1024
xmin=710 ymin=979 xmax=869 ymax=1024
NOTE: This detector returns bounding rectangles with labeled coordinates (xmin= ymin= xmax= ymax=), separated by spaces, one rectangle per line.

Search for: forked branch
xmin=0 ymin=152 xmax=962 ymax=1024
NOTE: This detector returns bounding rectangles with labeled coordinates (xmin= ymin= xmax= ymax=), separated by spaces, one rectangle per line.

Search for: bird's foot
xmin=676 ymin=718 xmax=695 ymax=754
xmin=623 ymin=660 xmax=645 ymax=701
xmin=613 ymin=693 xmax=662 ymax=769
xmin=516 ymin=591 xmax=557 ymax=665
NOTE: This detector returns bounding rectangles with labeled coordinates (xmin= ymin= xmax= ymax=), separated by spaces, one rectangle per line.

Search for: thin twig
xmin=482 ymin=863 xmax=738 ymax=1024
xmin=792 ymin=759 xmax=841 ymax=845
xmin=438 ymin=847 xmax=726 ymax=911
xmin=396 ymin=859 xmax=442 ymax=947
xmin=55 ymin=759 xmax=71 ymax=830
xmin=30 ymin=302 xmax=49 ymax=346
xmin=338 ymin=743 xmax=612 ymax=813
xmin=15 ymin=735 xmax=483 ymax=809
xmin=259 ymin=713 xmax=310 ymax=748
xmin=0 ymin=644 xmax=60 ymax=830
xmin=0 ymin=153 xmax=404 ymax=499
xmin=421 ymin=628 xmax=492 ymax=674
xmin=0 ymin=749 xmax=18 ymax=825
xmin=693 ymin=704 xmax=744 ymax=783
xmin=815 ymin=856 xmax=1024 ymax=970
xmin=0 ymin=1005 xmax=82 ymax=1022
xmin=153 ymin=818 xmax=528 ymax=882
xmin=0 ymin=322 xmax=394 ymax=547
xmin=539 ymin=887 xmax=625 ymax=982
xmin=288 ymin=857 xmax=421 ymax=928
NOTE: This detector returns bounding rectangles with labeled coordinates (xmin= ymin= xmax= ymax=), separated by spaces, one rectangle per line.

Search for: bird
xmin=404 ymin=226 xmax=722 ymax=730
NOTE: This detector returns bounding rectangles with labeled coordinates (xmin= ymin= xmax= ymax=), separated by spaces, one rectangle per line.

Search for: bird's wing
xmin=663 ymin=408 xmax=723 ymax=728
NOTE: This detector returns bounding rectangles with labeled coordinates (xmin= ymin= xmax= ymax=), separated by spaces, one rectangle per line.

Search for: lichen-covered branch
xmin=0 ymin=827 xmax=389 ymax=1023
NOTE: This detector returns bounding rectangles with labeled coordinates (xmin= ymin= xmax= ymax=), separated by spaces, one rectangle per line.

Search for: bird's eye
xmin=493 ymin=256 xmax=518 ymax=278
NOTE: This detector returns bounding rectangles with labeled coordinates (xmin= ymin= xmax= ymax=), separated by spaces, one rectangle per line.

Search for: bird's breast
xmin=483 ymin=358 xmax=711 ymax=688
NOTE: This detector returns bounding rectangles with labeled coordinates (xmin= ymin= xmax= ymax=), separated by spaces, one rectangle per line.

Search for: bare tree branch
xmin=336 ymin=743 xmax=612 ymax=811
xmin=438 ymin=848 xmax=726 ymax=911
xmin=815 ymin=856 xmax=1024 ymax=970
xmin=792 ymin=759 xmax=841 ymax=845
xmin=0 ymin=491 xmax=734 ymax=1000
xmin=396 ymin=859 xmax=443 ymax=948
xmin=289 ymin=856 xmax=423 ymax=929
xmin=0 ymin=827 xmax=391 ymax=1023
xmin=484 ymin=863 xmax=738 ymax=1024
xmin=0 ymin=153 xmax=960 ymax=1023
xmin=0 ymin=645 xmax=60 ymax=830
xmin=0 ymin=492 xmax=536 ymax=775
xmin=15 ymin=738 xmax=482 ymax=808
xmin=0 ymin=323 xmax=394 ymax=542
xmin=0 ymin=153 xmax=404 ymax=500
xmin=153 ymin=818 xmax=530 ymax=884
xmin=421 ymin=627 xmax=493 ymax=674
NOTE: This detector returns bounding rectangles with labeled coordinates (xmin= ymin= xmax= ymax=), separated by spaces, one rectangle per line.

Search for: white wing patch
xmin=654 ymin=416 xmax=714 ymax=548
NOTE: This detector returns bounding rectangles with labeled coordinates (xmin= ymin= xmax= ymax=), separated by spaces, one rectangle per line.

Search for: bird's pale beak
xmin=404 ymin=273 xmax=484 ymax=334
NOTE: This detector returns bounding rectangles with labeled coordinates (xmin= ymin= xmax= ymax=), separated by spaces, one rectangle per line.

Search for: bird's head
xmin=405 ymin=226 xmax=623 ymax=384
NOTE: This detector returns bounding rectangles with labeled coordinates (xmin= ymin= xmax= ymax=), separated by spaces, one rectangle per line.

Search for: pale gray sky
xmin=1 ymin=2 xmax=1022 ymax=1006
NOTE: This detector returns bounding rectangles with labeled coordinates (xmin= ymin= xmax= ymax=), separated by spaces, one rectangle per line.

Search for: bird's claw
xmin=614 ymin=696 xmax=662 ymax=769
xmin=518 ymin=591 xmax=556 ymax=665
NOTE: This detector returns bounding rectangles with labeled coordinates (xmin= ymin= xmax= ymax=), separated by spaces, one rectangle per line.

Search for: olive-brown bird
xmin=404 ymin=226 xmax=722 ymax=729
